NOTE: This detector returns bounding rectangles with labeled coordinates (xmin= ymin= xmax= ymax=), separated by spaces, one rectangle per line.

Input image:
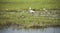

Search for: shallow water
xmin=0 ymin=27 xmax=60 ymax=33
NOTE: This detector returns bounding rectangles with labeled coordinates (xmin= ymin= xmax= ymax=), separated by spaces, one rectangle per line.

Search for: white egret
xmin=29 ymin=7 xmax=35 ymax=13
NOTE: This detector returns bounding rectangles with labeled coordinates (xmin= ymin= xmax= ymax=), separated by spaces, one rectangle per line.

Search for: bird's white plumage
xmin=29 ymin=7 xmax=35 ymax=13
xmin=29 ymin=10 xmax=35 ymax=12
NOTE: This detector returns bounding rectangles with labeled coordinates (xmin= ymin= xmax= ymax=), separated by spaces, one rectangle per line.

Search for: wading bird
xmin=29 ymin=7 xmax=35 ymax=13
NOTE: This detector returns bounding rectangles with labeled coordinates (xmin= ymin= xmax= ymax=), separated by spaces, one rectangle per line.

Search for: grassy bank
xmin=0 ymin=10 xmax=60 ymax=28
xmin=0 ymin=0 xmax=60 ymax=28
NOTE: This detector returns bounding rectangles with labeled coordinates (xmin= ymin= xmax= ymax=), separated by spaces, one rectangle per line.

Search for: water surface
xmin=0 ymin=27 xmax=60 ymax=33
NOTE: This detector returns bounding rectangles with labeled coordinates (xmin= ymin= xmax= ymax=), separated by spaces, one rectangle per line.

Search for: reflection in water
xmin=0 ymin=27 xmax=60 ymax=33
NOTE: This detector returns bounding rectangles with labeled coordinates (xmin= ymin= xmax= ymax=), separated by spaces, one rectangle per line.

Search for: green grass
xmin=0 ymin=10 xmax=60 ymax=28
xmin=0 ymin=0 xmax=60 ymax=28
xmin=0 ymin=0 xmax=60 ymax=10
